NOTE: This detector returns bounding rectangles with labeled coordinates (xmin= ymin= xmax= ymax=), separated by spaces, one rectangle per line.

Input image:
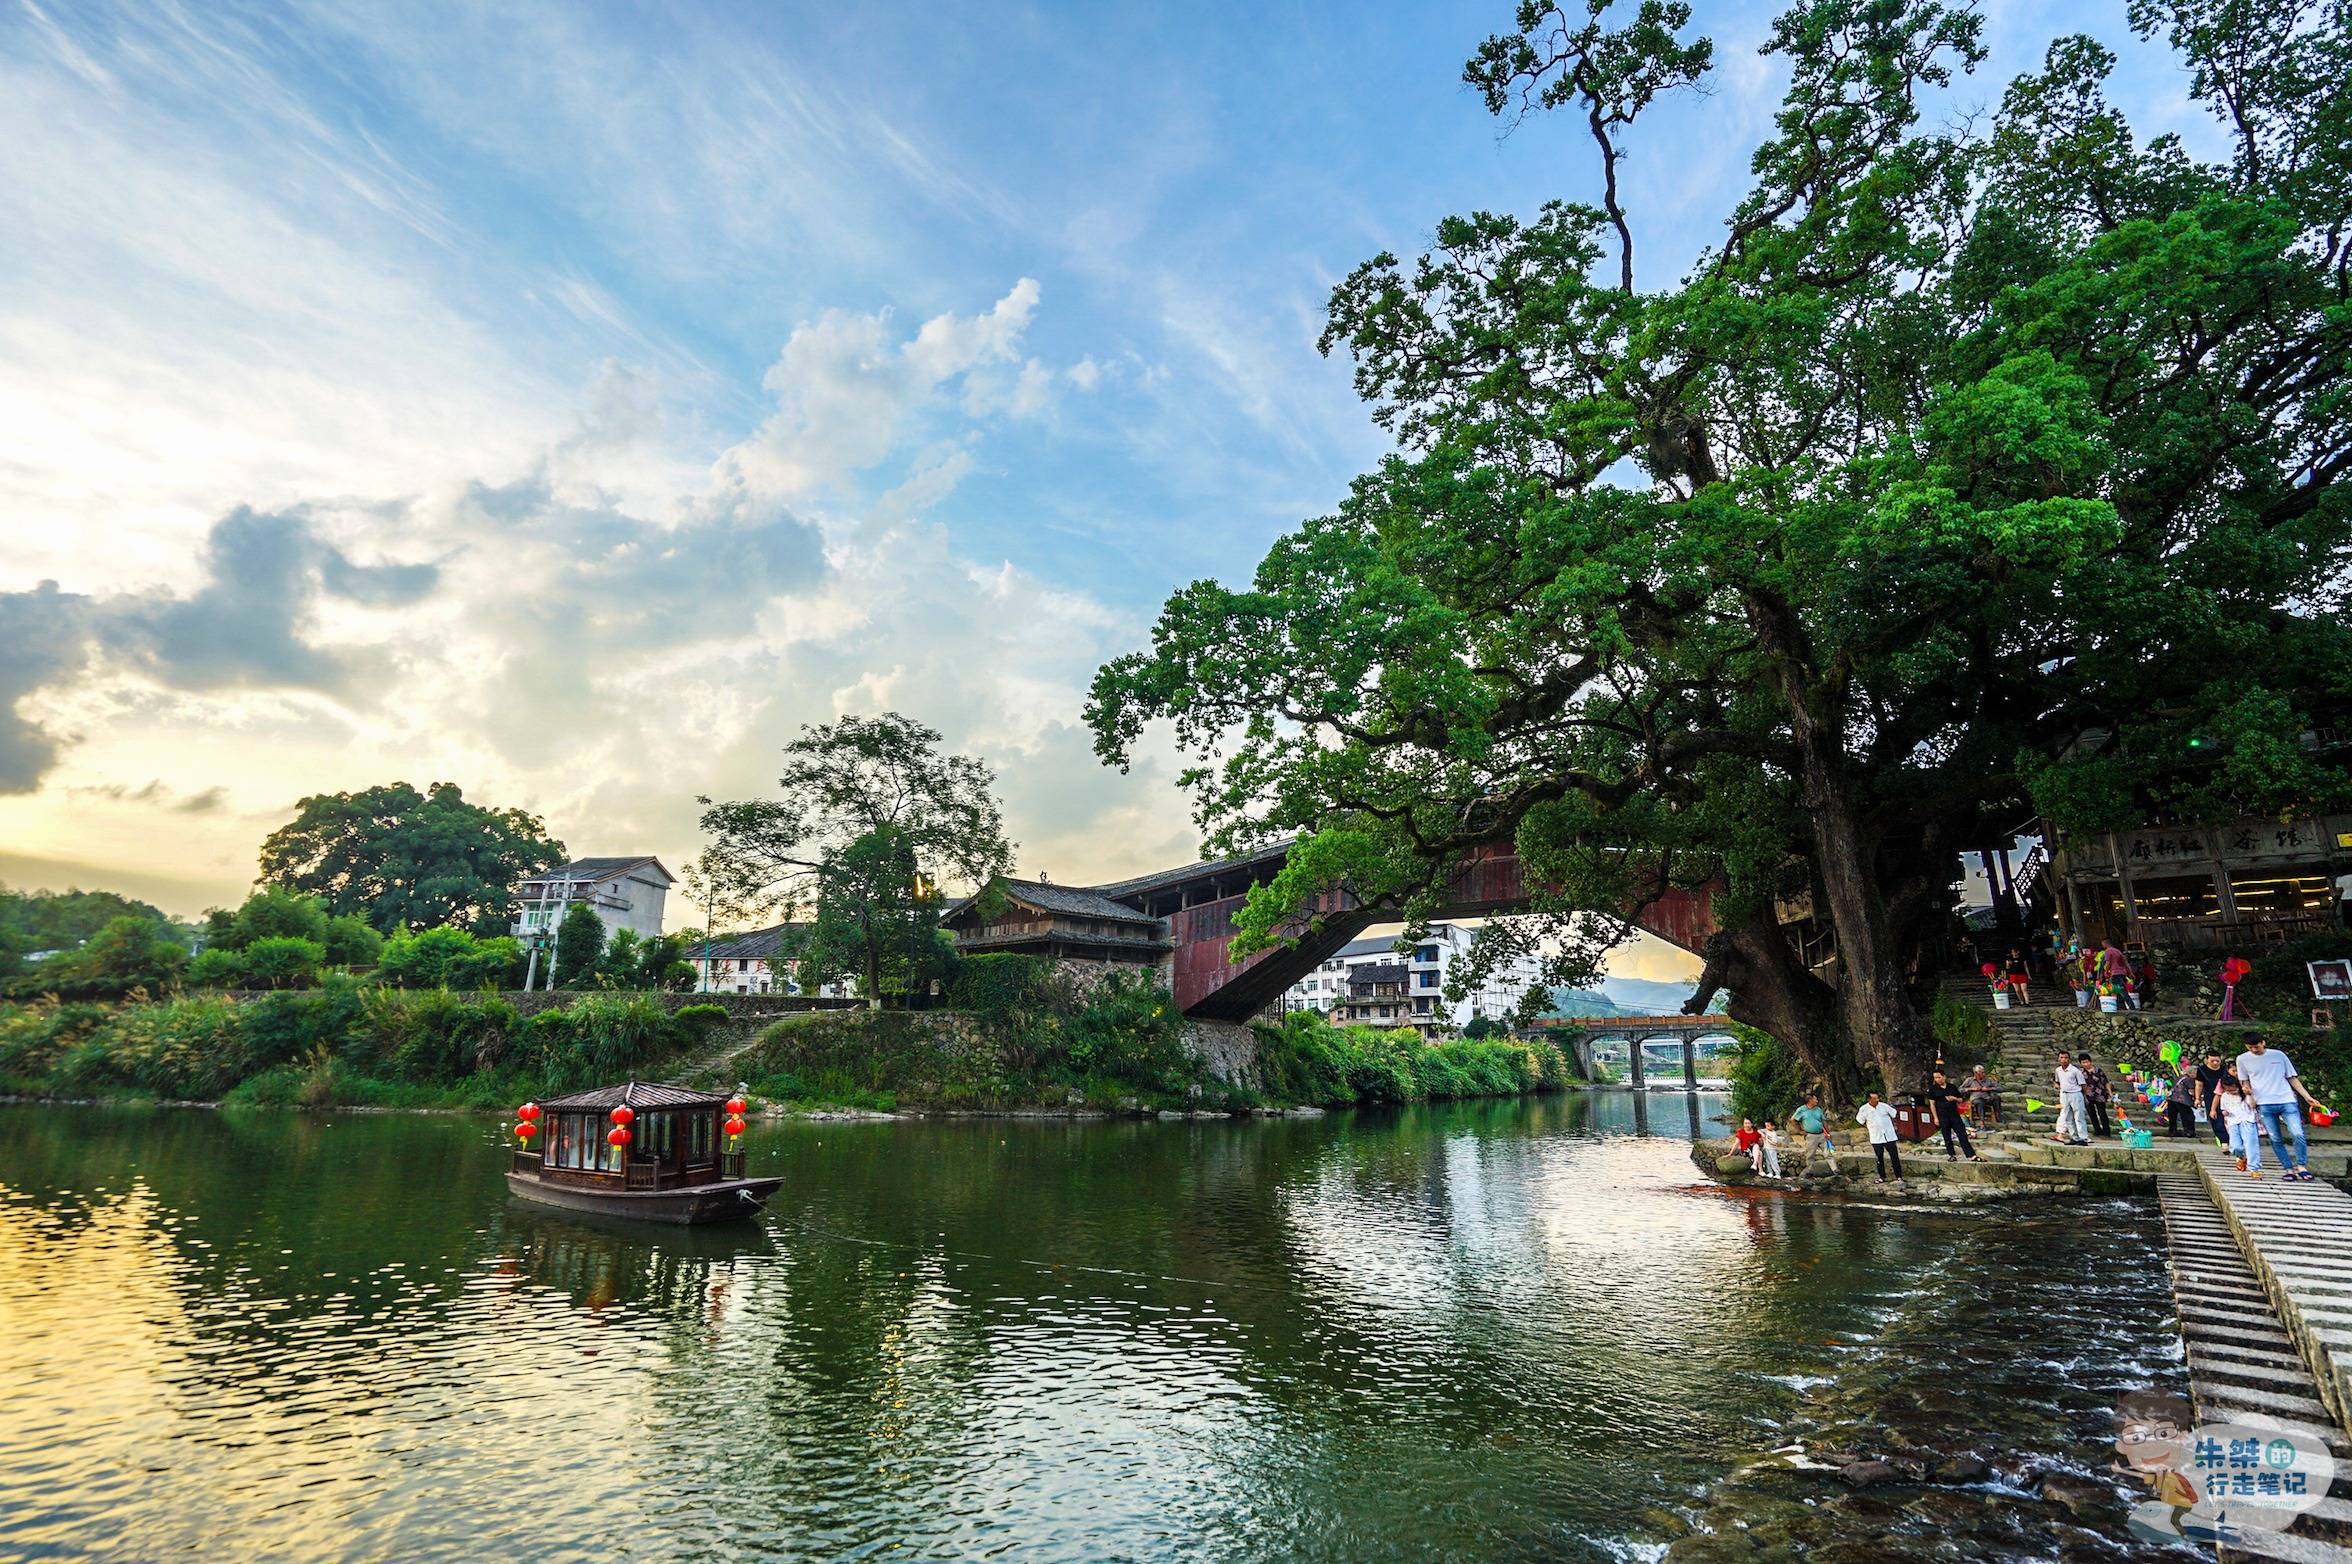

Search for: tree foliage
xmin=1087 ymin=0 xmax=2352 ymax=1092
xmin=0 ymin=885 xmax=173 ymax=977
xmin=696 ymin=713 xmax=1013 ymax=921
xmin=257 ymin=780 xmax=567 ymax=935
xmin=552 ymin=902 xmax=605 ymax=989
xmin=780 ymin=825 xmax=956 ymax=1009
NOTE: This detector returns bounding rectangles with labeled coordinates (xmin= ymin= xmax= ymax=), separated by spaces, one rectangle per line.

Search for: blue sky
xmin=0 ymin=0 xmax=2216 ymax=935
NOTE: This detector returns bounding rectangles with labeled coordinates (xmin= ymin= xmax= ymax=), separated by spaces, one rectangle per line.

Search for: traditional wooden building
xmin=941 ymin=877 xmax=1172 ymax=966
xmin=1332 ymin=961 xmax=1416 ymax=1030
xmin=2045 ymin=813 xmax=2352 ymax=950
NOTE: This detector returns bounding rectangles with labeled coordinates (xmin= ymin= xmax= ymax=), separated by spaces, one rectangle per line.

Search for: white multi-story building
xmin=1284 ymin=922 xmax=1546 ymax=1031
xmin=511 ymin=856 xmax=675 ymax=945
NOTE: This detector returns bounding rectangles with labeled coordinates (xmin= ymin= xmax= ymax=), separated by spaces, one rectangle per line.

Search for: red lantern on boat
xmin=514 ymin=1119 xmax=537 ymax=1140
xmin=517 ymin=1102 xmax=541 ymax=1121
xmin=724 ymin=1096 xmax=747 ymax=1117
xmin=607 ymin=1125 xmax=632 ymax=1147
xmin=609 ymin=1105 xmax=635 ymax=1127
xmin=725 ymin=1116 xmax=747 ymax=1138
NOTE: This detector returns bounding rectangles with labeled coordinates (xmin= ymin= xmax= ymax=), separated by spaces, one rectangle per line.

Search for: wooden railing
xmin=511 ymin=1150 xmax=542 ymax=1175
xmin=720 ymin=1150 xmax=746 ymax=1181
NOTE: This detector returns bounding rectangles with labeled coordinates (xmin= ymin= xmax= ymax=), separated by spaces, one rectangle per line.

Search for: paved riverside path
xmin=2159 ymin=1172 xmax=2352 ymax=1561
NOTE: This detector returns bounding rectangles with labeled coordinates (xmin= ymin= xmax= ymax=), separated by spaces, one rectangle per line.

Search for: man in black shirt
xmin=1926 ymin=1069 xmax=1981 ymax=1161
xmin=2193 ymin=1051 xmax=2233 ymax=1149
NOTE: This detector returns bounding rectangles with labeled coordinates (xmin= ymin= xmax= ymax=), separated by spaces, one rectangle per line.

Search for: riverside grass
xmin=0 ymin=956 xmax=1580 ymax=1116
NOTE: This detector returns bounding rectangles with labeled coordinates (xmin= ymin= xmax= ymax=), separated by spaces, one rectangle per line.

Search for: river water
xmin=0 ymin=1095 xmax=2195 ymax=1562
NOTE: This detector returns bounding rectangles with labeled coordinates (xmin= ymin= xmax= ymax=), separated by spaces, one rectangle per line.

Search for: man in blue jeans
xmin=2234 ymin=1033 xmax=2329 ymax=1183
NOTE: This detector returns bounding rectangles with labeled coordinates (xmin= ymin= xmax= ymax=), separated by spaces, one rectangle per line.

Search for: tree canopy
xmin=1087 ymin=0 xmax=2352 ymax=1093
xmin=781 ymin=825 xmax=956 ymax=1009
xmin=695 ymin=712 xmax=1013 ymax=922
xmin=257 ymin=781 xmax=566 ymax=936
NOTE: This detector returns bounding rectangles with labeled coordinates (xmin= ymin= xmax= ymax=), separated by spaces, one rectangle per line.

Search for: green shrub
xmin=1930 ymin=988 xmax=1992 ymax=1061
xmin=0 ymin=999 xmax=111 ymax=1086
xmin=373 ymin=925 xmax=520 ymax=990
xmin=949 ymin=953 xmax=1057 ymax=1021
xmin=1053 ymin=974 xmax=1197 ymax=1094
xmin=62 ymin=994 xmax=254 ymax=1098
xmin=673 ymin=1003 xmax=731 ymax=1031
xmin=1725 ymin=1024 xmax=1806 ymax=1126
xmin=358 ymin=987 xmax=517 ymax=1081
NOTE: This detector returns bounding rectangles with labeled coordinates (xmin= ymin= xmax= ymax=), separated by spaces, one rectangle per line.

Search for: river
xmin=0 ymin=1095 xmax=2195 ymax=1561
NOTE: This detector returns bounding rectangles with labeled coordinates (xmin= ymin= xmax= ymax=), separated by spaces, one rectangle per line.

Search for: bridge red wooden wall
xmin=1154 ymin=842 xmax=1720 ymax=1020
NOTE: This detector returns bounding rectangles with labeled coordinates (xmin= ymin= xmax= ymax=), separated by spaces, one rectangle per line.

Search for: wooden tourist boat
xmin=506 ymin=1082 xmax=781 ymax=1225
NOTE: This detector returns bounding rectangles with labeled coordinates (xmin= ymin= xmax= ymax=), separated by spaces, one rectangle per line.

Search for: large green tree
xmin=257 ymin=781 xmax=566 ymax=935
xmin=781 ymin=825 xmax=956 ymax=1009
xmin=695 ymin=712 xmax=1013 ymax=928
xmin=1088 ymin=0 xmax=2352 ymax=1094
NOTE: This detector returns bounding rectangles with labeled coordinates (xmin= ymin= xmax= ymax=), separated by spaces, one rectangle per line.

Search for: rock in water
xmin=1715 ymin=1153 xmax=1756 ymax=1176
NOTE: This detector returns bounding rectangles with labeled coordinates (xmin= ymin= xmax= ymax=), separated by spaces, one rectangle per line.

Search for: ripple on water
xmin=0 ymin=1100 xmax=2183 ymax=1561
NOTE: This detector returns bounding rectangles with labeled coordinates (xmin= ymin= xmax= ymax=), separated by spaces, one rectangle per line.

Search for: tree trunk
xmin=1797 ymin=761 xmax=1940 ymax=1094
xmin=1697 ymin=907 xmax=1865 ymax=1105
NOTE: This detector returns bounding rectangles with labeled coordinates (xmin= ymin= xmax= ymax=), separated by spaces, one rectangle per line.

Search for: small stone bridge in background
xmin=1080 ymin=841 xmax=1720 ymax=1021
xmin=1530 ymin=1013 xmax=1737 ymax=1089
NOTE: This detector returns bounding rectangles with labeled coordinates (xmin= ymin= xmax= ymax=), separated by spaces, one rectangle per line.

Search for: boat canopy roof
xmin=537 ymin=1080 xmax=733 ymax=1112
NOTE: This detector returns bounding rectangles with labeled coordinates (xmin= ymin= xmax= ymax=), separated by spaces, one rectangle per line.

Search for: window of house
xmin=1415 ymin=945 xmax=1439 ymax=963
xmin=1417 ymin=971 xmax=1438 ymax=988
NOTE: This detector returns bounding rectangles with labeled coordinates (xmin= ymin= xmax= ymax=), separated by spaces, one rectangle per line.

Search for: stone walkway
xmin=2158 ymin=1171 xmax=2352 ymax=1561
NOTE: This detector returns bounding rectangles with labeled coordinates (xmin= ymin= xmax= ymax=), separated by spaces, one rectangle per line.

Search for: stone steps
xmin=2157 ymin=1174 xmax=2352 ymax=1559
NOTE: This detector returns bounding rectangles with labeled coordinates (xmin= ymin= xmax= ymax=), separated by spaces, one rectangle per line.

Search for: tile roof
xmin=974 ymin=878 xmax=1165 ymax=925
xmin=537 ymin=1080 xmax=733 ymax=1111
xmin=694 ymin=923 xmax=805 ymax=961
xmin=524 ymin=855 xmax=677 ymax=886
xmin=1088 ymin=841 xmax=1299 ymax=900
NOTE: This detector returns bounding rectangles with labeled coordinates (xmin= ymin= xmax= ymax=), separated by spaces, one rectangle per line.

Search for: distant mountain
xmin=1541 ymin=987 xmax=1646 ymax=1019
xmin=1600 ymin=977 xmax=1725 ymax=1015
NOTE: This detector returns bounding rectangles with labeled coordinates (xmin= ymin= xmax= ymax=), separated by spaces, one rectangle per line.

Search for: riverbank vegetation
xmin=0 ymin=987 xmax=732 ymax=1109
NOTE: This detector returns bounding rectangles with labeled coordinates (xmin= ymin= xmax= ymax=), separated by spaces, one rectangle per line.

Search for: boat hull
xmin=505 ymin=1171 xmax=783 ymax=1225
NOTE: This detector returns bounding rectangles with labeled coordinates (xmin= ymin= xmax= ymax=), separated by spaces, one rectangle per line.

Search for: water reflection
xmin=0 ymin=1095 xmax=2174 ymax=1561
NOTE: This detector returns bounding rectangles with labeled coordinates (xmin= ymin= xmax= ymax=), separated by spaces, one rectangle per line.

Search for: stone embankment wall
xmin=494 ymin=990 xmax=863 ymax=1021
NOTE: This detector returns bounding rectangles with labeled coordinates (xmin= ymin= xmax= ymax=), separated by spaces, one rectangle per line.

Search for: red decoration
xmin=725 ymin=1116 xmax=746 ymax=1137
xmin=517 ymin=1102 xmax=541 ymax=1121
xmin=724 ymin=1096 xmax=747 ymax=1117
xmin=514 ymin=1120 xmax=537 ymax=1140
xmin=607 ymin=1126 xmax=632 ymax=1147
xmin=609 ymin=1105 xmax=635 ymax=1126
xmin=1980 ymin=962 xmax=1998 ymax=979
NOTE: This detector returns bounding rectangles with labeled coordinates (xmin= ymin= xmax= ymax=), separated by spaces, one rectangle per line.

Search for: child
xmin=2218 ymin=1080 xmax=2264 ymax=1177
xmin=1757 ymin=1120 xmax=1785 ymax=1179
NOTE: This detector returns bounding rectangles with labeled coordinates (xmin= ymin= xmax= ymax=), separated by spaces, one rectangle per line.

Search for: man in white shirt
xmin=2050 ymin=1051 xmax=2089 ymax=1144
xmin=1855 ymin=1091 xmax=1903 ymax=1181
xmin=2235 ymin=1033 xmax=2326 ymax=1182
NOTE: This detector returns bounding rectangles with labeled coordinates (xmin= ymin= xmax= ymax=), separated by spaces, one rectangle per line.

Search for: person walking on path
xmin=2053 ymin=1052 xmax=2090 ymax=1145
xmin=2235 ymin=1033 xmax=2328 ymax=1183
xmin=1926 ymin=1070 xmax=1982 ymax=1162
xmin=1964 ymin=1064 xmax=2002 ymax=1128
xmin=2217 ymin=1080 xmax=2265 ymax=1177
xmin=2193 ymin=1051 xmax=2235 ymax=1150
xmin=2166 ymin=1060 xmax=2199 ymax=1138
xmin=2080 ymin=1053 xmax=2114 ymax=1139
xmin=1790 ymin=1095 xmax=1833 ymax=1166
xmin=1757 ymin=1120 xmax=1785 ymax=1179
xmin=1857 ymin=1092 xmax=1904 ymax=1181
xmin=2005 ymin=947 xmax=2032 ymax=1007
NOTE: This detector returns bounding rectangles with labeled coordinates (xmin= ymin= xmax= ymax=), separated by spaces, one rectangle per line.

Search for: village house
xmin=1331 ymin=961 xmax=1418 ymax=1032
xmin=685 ymin=923 xmax=853 ymax=998
xmin=511 ymin=856 xmax=675 ymax=945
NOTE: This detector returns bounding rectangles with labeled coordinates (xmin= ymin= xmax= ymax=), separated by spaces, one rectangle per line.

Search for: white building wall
xmin=1283 ymin=923 xmax=1547 ymax=1030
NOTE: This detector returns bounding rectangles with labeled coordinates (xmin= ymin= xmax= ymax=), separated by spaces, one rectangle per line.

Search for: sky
xmin=0 ymin=0 xmax=2216 ymax=975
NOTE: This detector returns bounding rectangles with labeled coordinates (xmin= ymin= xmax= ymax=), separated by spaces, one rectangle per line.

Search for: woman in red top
xmin=1733 ymin=1118 xmax=1762 ymax=1154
